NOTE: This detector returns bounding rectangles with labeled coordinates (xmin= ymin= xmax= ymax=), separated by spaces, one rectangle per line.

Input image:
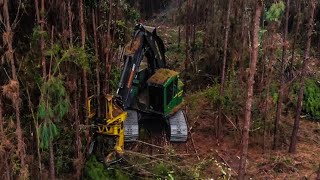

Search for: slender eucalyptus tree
xmin=238 ymin=1 xmax=262 ymax=179
xmin=289 ymin=0 xmax=317 ymax=154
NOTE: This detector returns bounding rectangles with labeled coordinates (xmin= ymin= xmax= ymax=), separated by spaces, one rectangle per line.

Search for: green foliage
xmin=303 ymin=79 xmax=320 ymax=119
xmin=265 ymin=1 xmax=285 ymax=22
xmin=84 ymin=156 xmax=113 ymax=180
xmin=46 ymin=43 xmax=61 ymax=57
xmin=122 ymin=2 xmax=140 ymax=23
xmin=259 ymin=28 xmax=267 ymax=49
xmin=154 ymin=162 xmax=175 ymax=179
xmin=55 ymin=130 xmax=74 ymax=175
xmin=109 ymin=66 xmax=121 ymax=93
xmin=270 ymin=82 xmax=279 ymax=104
xmin=32 ymin=25 xmax=48 ymax=42
xmin=114 ymin=20 xmax=127 ymax=45
xmin=40 ymin=77 xmax=70 ymax=120
xmin=204 ymin=84 xmax=220 ymax=105
xmin=37 ymin=76 xmax=70 ymax=149
xmin=289 ymin=78 xmax=320 ymax=119
xmin=204 ymin=79 xmax=244 ymax=117
xmin=58 ymin=47 xmax=90 ymax=72
xmin=84 ymin=156 xmax=129 ymax=180
xmin=39 ymin=121 xmax=58 ymax=149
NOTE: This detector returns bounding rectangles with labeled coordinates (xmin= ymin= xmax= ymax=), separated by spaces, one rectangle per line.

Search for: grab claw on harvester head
xmin=88 ymin=95 xmax=127 ymax=163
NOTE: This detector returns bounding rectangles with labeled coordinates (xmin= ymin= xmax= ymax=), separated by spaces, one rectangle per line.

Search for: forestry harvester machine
xmin=87 ymin=24 xmax=188 ymax=163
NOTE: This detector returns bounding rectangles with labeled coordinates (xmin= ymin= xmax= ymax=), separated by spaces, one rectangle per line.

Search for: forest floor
xmin=125 ymin=5 xmax=320 ymax=179
xmin=182 ymin=90 xmax=320 ymax=179
xmin=128 ymin=86 xmax=320 ymax=179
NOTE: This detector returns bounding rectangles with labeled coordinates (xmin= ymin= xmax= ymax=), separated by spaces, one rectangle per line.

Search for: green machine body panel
xmin=163 ymin=77 xmax=184 ymax=116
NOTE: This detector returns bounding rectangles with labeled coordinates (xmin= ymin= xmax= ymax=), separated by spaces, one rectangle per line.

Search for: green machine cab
xmin=147 ymin=68 xmax=184 ymax=116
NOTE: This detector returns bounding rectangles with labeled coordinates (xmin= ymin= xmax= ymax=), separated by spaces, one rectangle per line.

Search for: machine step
xmin=169 ymin=110 xmax=188 ymax=142
xmin=124 ymin=110 xmax=139 ymax=142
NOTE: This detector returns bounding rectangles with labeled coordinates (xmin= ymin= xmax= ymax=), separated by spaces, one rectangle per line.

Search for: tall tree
xmin=238 ymin=0 xmax=248 ymax=84
xmin=77 ymin=0 xmax=85 ymax=175
xmin=39 ymin=0 xmax=47 ymax=79
xmin=289 ymin=0 xmax=316 ymax=153
xmin=191 ymin=0 xmax=198 ymax=63
xmin=0 ymin=97 xmax=10 ymax=180
xmin=2 ymin=0 xmax=27 ymax=178
xmin=217 ymin=0 xmax=232 ymax=138
xmin=79 ymin=0 xmax=88 ymax=126
xmin=68 ymin=0 xmax=73 ymax=45
xmin=185 ymin=0 xmax=192 ymax=70
xmin=177 ymin=0 xmax=182 ymax=49
xmin=290 ymin=0 xmax=301 ymax=77
xmin=237 ymin=1 xmax=262 ymax=179
xmin=273 ymin=0 xmax=290 ymax=150
xmin=105 ymin=0 xmax=113 ymax=94
xmin=92 ymin=9 xmax=101 ymax=117
xmin=0 ymin=97 xmax=3 ymax=134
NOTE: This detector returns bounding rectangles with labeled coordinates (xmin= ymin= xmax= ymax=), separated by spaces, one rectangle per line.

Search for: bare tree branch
xmin=11 ymin=0 xmax=22 ymax=30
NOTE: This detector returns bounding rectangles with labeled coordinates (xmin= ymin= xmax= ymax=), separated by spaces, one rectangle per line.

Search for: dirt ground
xmin=176 ymin=103 xmax=320 ymax=179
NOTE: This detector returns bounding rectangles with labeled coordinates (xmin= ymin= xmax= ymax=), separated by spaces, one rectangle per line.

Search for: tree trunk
xmin=3 ymin=0 xmax=26 ymax=176
xmin=40 ymin=0 xmax=46 ymax=80
xmin=177 ymin=0 xmax=181 ymax=49
xmin=191 ymin=0 xmax=197 ymax=64
xmin=237 ymin=2 xmax=262 ymax=179
xmin=0 ymin=98 xmax=3 ymax=134
xmin=185 ymin=0 xmax=192 ymax=71
xmin=78 ymin=0 xmax=85 ymax=173
xmin=26 ymin=88 xmax=42 ymax=175
xmin=92 ymin=9 xmax=101 ymax=117
xmin=289 ymin=0 xmax=316 ymax=154
xmin=0 ymin=98 xmax=8 ymax=180
xmin=105 ymin=0 xmax=113 ymax=94
xmin=34 ymin=0 xmax=40 ymax=22
xmin=273 ymin=0 xmax=290 ymax=150
xmin=202 ymin=0 xmax=209 ymax=48
xmin=178 ymin=26 xmax=181 ymax=49
xmin=79 ymin=0 xmax=88 ymax=124
xmin=316 ymin=164 xmax=320 ymax=180
xmin=290 ymin=0 xmax=301 ymax=77
xmin=49 ymin=140 xmax=55 ymax=180
xmin=68 ymin=0 xmax=73 ymax=45
xmin=238 ymin=0 xmax=247 ymax=84
xmin=74 ymin=79 xmax=82 ymax=178
xmin=217 ymin=0 xmax=232 ymax=138
xmin=35 ymin=1 xmax=45 ymax=81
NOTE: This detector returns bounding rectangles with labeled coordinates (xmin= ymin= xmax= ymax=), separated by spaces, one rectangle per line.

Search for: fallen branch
xmin=223 ymin=113 xmax=238 ymax=130
xmin=185 ymin=107 xmax=200 ymax=160
xmin=132 ymin=139 xmax=165 ymax=150
xmin=216 ymin=150 xmax=238 ymax=176
xmin=124 ymin=150 xmax=187 ymax=172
